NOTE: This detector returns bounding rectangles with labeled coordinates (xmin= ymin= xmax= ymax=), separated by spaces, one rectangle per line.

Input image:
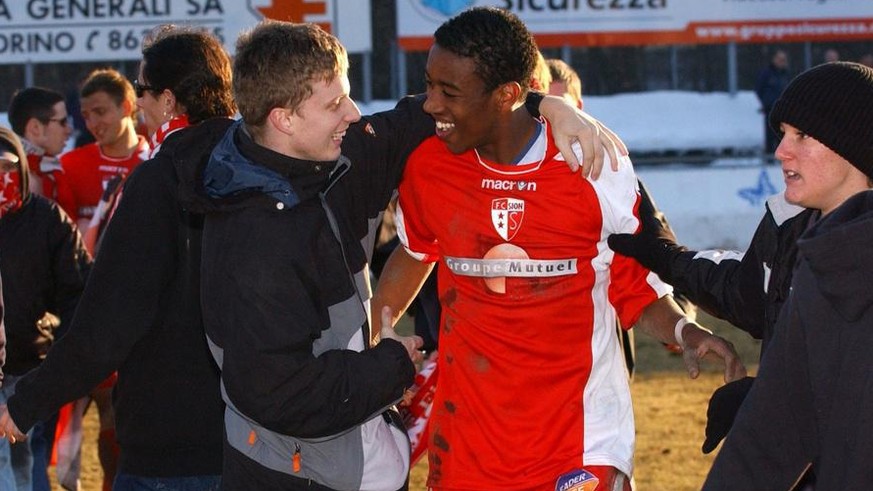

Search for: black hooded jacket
xmin=703 ymin=190 xmax=873 ymax=490
xmin=0 ymin=126 xmax=90 ymax=376
xmin=7 ymin=119 xmax=234 ymax=477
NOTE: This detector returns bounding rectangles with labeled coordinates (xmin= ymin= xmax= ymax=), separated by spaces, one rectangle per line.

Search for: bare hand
xmin=0 ymin=405 xmax=26 ymax=444
xmin=680 ymin=323 xmax=747 ymax=383
xmin=379 ymin=306 xmax=424 ymax=364
xmin=540 ymin=95 xmax=628 ymax=179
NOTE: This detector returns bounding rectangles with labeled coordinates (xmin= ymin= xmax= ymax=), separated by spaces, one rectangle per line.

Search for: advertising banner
xmin=397 ymin=0 xmax=873 ymax=50
xmin=0 ymin=0 xmax=371 ymax=64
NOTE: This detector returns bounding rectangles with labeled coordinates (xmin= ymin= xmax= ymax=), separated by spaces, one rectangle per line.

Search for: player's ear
xmin=494 ymin=81 xmax=522 ymax=111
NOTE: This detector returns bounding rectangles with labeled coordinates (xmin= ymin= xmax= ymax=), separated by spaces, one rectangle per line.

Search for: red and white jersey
xmin=395 ymin=121 xmax=671 ymax=490
xmin=60 ymin=136 xmax=149 ymax=228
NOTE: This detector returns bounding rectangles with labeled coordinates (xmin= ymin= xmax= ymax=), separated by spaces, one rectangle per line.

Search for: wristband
xmin=524 ymin=91 xmax=545 ymax=119
xmin=674 ymin=318 xmax=712 ymax=346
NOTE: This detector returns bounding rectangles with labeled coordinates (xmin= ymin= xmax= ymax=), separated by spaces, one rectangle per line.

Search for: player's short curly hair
xmin=433 ymin=7 xmax=538 ymax=94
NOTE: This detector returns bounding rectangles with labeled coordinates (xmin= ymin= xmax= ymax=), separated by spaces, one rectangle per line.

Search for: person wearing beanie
xmin=701 ymin=63 xmax=873 ymax=490
xmin=607 ymin=61 xmax=873 ymax=485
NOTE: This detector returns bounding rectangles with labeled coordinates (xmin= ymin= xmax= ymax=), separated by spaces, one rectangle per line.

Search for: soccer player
xmin=372 ymin=7 xmax=745 ymax=490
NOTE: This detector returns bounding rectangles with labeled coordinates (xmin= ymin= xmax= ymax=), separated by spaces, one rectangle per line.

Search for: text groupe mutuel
xmin=0 ymin=0 xmax=225 ymax=56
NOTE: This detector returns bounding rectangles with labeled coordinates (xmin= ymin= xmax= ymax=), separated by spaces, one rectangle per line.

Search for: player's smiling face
xmin=423 ymin=44 xmax=501 ymax=155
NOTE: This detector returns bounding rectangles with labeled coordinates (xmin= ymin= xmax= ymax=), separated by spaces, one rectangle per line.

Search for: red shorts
xmin=585 ymin=466 xmax=633 ymax=491
xmin=429 ymin=465 xmax=632 ymax=491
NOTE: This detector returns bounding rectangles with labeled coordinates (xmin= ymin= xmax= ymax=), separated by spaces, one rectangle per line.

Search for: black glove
xmin=607 ymin=182 xmax=687 ymax=284
xmin=702 ymin=376 xmax=755 ymax=454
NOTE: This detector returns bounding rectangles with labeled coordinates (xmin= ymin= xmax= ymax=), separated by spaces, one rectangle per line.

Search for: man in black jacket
xmin=200 ymin=23 xmax=429 ymax=490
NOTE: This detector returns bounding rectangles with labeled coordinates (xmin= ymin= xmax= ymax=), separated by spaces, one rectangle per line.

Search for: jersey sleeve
xmin=591 ymin=155 xmax=672 ymax=328
xmin=394 ymin=152 xmax=440 ymax=264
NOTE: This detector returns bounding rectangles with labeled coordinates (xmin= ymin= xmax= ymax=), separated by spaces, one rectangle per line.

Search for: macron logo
xmin=481 ymin=178 xmax=537 ymax=192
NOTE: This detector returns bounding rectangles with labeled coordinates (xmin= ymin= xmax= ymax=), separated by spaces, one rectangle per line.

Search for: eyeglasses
xmin=133 ymin=80 xmax=157 ymax=98
xmin=46 ymin=116 xmax=71 ymax=128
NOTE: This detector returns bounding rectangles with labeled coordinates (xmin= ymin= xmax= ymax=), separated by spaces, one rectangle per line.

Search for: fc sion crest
xmin=491 ymin=198 xmax=525 ymax=241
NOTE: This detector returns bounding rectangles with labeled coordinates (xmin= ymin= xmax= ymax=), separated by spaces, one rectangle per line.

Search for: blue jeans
xmin=0 ymin=438 xmax=16 ymax=490
xmin=1 ymin=375 xmax=47 ymax=491
xmin=112 ymin=473 xmax=221 ymax=491
xmin=29 ymin=416 xmax=54 ymax=491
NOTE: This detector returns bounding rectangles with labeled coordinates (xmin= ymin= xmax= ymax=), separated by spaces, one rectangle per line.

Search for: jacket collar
xmin=203 ymin=120 xmax=346 ymax=209
xmin=798 ymin=189 xmax=873 ymax=321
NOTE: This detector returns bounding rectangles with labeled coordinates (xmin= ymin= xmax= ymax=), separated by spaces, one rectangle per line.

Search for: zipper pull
xmin=292 ymin=443 xmax=301 ymax=473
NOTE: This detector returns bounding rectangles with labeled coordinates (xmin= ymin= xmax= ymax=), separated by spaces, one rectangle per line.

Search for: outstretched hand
xmin=607 ymin=186 xmax=686 ymax=282
xmin=379 ymin=306 xmax=424 ymax=365
xmin=540 ymin=95 xmax=628 ymax=179
xmin=679 ymin=322 xmax=747 ymax=383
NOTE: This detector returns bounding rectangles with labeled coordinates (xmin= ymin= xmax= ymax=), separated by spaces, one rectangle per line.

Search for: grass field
xmin=63 ymin=312 xmax=759 ymax=490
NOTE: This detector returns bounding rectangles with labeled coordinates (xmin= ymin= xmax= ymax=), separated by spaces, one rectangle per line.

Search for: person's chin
xmin=783 ymin=190 xmax=805 ymax=207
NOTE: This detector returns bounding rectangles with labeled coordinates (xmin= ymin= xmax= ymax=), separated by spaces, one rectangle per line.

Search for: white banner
xmin=397 ymin=0 xmax=873 ymax=50
xmin=0 ymin=0 xmax=371 ymax=64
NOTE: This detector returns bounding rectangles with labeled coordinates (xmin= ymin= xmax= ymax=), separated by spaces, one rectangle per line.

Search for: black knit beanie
xmin=770 ymin=61 xmax=873 ymax=179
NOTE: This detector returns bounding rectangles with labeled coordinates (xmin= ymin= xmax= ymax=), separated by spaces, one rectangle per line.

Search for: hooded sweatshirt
xmin=703 ymin=189 xmax=873 ymax=490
